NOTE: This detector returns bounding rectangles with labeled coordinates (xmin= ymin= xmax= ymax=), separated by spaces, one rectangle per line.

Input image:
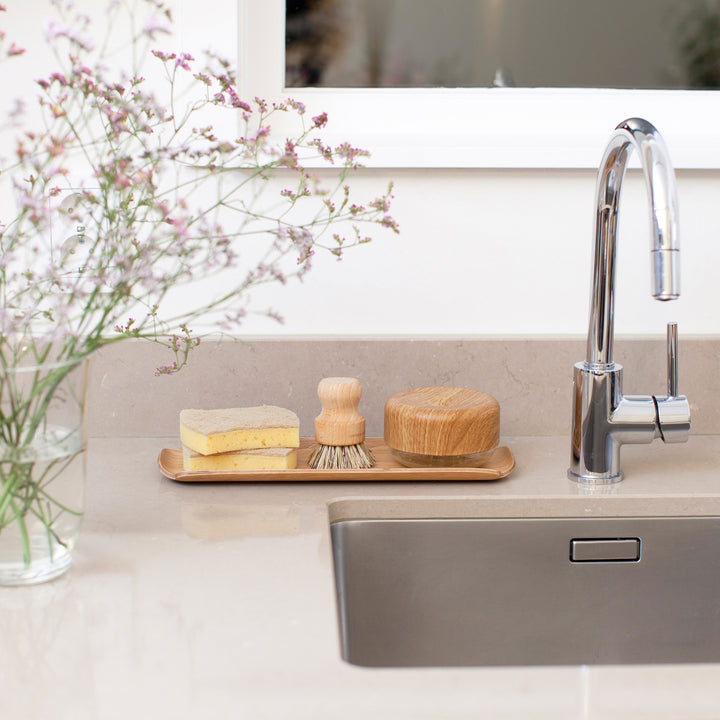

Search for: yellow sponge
xmin=179 ymin=406 xmax=300 ymax=456
xmin=182 ymin=445 xmax=298 ymax=472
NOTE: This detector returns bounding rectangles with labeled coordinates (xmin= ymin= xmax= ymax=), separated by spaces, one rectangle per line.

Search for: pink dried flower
xmin=175 ymin=52 xmax=193 ymax=71
xmin=143 ymin=14 xmax=171 ymax=39
xmin=265 ymin=309 xmax=284 ymax=324
xmin=285 ymin=98 xmax=306 ymax=114
xmin=312 ymin=112 xmax=328 ymax=128
xmin=225 ymin=85 xmax=251 ymax=111
xmin=43 ymin=18 xmax=94 ymax=51
xmin=151 ymin=50 xmax=176 ymax=62
xmin=308 ymin=137 xmax=333 ymax=162
xmin=0 ymin=0 xmax=397 ymax=379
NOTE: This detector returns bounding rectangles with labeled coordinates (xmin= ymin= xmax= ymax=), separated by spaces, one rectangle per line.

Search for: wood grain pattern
xmin=384 ymin=386 xmax=500 ymax=456
xmin=157 ymin=437 xmax=515 ymax=483
xmin=313 ymin=377 xmax=366 ymax=446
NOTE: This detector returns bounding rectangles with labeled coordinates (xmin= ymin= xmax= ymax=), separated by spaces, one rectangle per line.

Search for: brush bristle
xmin=308 ymin=442 xmax=376 ymax=469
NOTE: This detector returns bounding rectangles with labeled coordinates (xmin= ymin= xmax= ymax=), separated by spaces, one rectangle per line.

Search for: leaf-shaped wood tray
xmin=157 ymin=437 xmax=515 ymax=483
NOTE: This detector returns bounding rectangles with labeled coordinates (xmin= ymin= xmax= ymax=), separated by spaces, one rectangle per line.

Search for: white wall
xmin=236 ymin=167 xmax=720 ymax=338
xmin=4 ymin=1 xmax=720 ymax=339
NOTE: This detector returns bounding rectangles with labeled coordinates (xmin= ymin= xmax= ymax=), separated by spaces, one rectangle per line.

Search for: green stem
xmin=6 ymin=495 xmax=31 ymax=567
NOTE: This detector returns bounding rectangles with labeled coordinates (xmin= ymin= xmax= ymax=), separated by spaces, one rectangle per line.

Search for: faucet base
xmin=567 ymin=467 xmax=623 ymax=485
xmin=568 ymin=361 xmax=659 ymax=484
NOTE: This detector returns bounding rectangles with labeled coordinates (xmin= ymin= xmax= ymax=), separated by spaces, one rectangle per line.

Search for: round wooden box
xmin=384 ymin=386 xmax=500 ymax=467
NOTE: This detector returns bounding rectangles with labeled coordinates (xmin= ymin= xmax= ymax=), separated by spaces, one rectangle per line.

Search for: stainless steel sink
xmin=330 ymin=514 xmax=720 ymax=667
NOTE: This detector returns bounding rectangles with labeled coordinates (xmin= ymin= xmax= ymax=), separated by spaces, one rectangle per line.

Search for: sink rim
xmin=327 ymin=495 xmax=720 ymax=524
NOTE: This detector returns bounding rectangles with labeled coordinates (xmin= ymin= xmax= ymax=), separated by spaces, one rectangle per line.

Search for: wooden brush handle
xmin=314 ymin=377 xmax=366 ymax=446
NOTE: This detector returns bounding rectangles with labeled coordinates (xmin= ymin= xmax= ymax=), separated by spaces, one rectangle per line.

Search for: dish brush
xmin=308 ymin=377 xmax=376 ymax=470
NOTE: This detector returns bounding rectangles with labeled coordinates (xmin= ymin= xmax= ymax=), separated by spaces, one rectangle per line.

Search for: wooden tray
xmin=157 ymin=437 xmax=515 ymax=483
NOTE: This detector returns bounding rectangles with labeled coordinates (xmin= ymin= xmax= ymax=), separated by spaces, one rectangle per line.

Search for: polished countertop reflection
xmin=2 ymin=435 xmax=720 ymax=719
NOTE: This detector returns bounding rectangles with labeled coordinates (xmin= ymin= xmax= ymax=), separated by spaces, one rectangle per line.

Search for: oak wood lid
xmin=384 ymin=386 xmax=500 ymax=457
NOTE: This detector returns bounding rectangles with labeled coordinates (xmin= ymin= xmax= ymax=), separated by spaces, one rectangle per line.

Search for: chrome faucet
xmin=568 ymin=118 xmax=691 ymax=484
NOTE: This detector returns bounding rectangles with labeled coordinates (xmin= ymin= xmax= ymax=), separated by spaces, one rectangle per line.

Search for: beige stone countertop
xmin=3 ymin=434 xmax=720 ymax=720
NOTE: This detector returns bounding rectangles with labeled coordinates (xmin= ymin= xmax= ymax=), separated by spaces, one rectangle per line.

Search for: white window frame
xmin=238 ymin=0 xmax=720 ymax=169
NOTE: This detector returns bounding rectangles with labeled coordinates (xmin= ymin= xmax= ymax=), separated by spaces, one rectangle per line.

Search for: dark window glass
xmin=285 ymin=0 xmax=720 ymax=89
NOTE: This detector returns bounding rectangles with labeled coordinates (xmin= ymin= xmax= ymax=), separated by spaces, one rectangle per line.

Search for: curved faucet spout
xmin=587 ymin=118 xmax=680 ymax=366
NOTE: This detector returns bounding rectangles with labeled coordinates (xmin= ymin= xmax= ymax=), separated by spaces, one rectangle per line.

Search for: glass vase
xmin=0 ymin=356 xmax=88 ymax=585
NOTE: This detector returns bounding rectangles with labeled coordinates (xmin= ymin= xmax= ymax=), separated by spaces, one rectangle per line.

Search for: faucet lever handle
xmin=655 ymin=321 xmax=690 ymax=444
xmin=667 ymin=322 xmax=678 ymax=397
